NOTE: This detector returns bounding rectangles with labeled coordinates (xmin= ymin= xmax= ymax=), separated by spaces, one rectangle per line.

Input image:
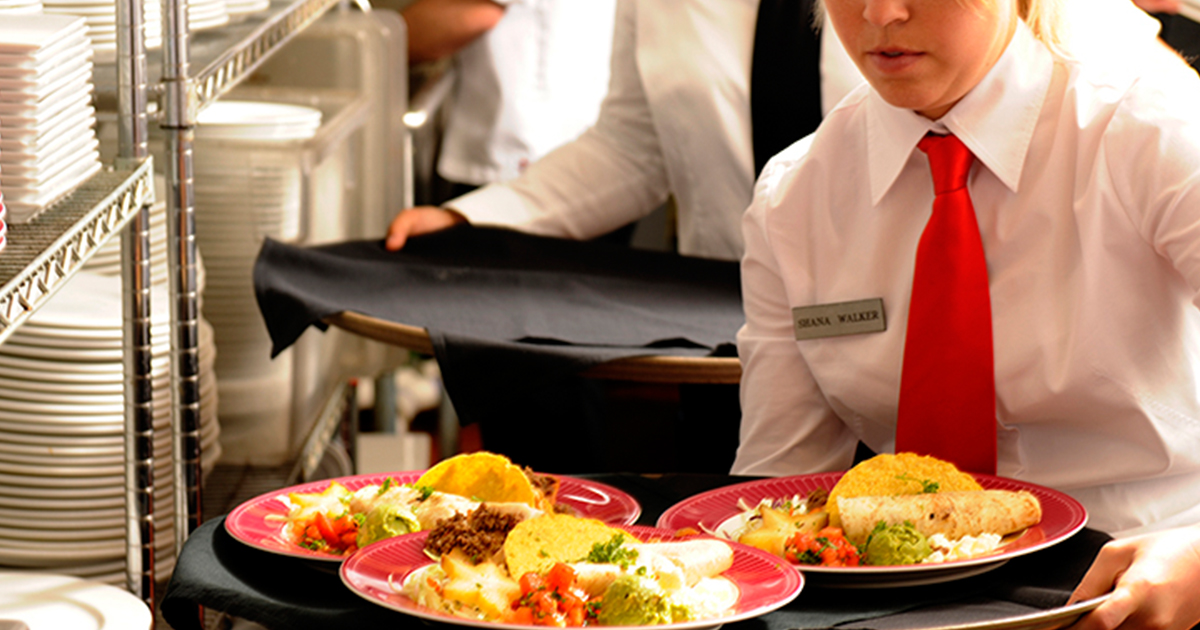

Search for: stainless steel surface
xmin=120 ymin=205 xmax=156 ymax=607
xmin=157 ymin=0 xmax=354 ymax=554
xmin=164 ymin=127 xmax=204 ymax=554
xmin=116 ymin=0 xmax=156 ymax=606
xmin=193 ymin=0 xmax=345 ymax=112
xmin=95 ymin=0 xmax=347 ymax=120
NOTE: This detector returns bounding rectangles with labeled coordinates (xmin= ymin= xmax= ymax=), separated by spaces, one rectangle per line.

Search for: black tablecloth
xmin=160 ymin=473 xmax=1110 ymax=630
xmin=253 ymin=227 xmax=744 ymax=469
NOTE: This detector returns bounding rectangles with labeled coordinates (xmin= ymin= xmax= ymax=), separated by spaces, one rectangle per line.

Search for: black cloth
xmin=161 ymin=473 xmax=1111 ymax=630
xmin=253 ymin=226 xmax=743 ymax=472
xmin=750 ymin=0 xmax=825 ymax=177
xmin=1157 ymin=12 xmax=1200 ymax=73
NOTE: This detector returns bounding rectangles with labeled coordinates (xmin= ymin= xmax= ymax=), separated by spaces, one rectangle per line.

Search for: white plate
xmin=0 ymin=29 xmax=88 ymax=68
xmin=2 ymin=152 xmax=98 ymax=196
xmin=3 ymin=160 xmax=99 ymax=219
xmin=1 ymin=146 xmax=99 ymax=186
xmin=195 ymin=100 xmax=321 ymax=139
xmin=0 ymin=571 xmax=153 ymax=629
xmin=0 ymin=108 xmax=94 ymax=151
xmin=0 ymin=13 xmax=87 ymax=53
xmin=0 ymin=130 xmax=97 ymax=172
xmin=0 ymin=51 xmax=89 ymax=89
xmin=0 ymin=42 xmax=88 ymax=77
xmin=0 ymin=62 xmax=91 ymax=103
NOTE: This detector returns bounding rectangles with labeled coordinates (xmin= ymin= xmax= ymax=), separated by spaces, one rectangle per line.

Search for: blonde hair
xmin=1016 ymin=0 xmax=1070 ymax=57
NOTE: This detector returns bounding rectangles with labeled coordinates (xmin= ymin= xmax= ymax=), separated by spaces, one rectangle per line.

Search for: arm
xmin=401 ymin=0 xmax=507 ymax=65
xmin=442 ymin=0 xmax=672 ymax=240
xmin=732 ymin=169 xmax=860 ymax=476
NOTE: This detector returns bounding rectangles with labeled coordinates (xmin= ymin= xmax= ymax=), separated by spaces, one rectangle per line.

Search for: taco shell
xmin=503 ymin=513 xmax=629 ymax=579
xmin=415 ymin=452 xmax=546 ymax=508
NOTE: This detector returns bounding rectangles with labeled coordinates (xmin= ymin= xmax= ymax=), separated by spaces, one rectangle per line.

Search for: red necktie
xmin=895 ymin=134 xmax=996 ymax=475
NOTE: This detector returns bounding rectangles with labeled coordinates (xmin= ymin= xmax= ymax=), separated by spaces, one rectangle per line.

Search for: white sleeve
xmin=732 ymin=167 xmax=860 ymax=476
xmin=444 ymin=0 xmax=670 ymax=239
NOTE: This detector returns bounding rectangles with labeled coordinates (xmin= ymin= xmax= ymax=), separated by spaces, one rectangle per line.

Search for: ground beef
xmin=525 ymin=468 xmax=559 ymax=504
xmin=423 ymin=505 xmax=522 ymax=562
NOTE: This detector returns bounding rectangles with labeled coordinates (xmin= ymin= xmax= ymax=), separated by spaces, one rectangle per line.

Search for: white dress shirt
xmin=436 ymin=0 xmax=616 ymax=186
xmin=734 ymin=13 xmax=1200 ymax=537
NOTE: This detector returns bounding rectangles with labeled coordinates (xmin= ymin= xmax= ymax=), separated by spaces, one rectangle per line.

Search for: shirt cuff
xmin=442 ymin=184 xmax=538 ymax=228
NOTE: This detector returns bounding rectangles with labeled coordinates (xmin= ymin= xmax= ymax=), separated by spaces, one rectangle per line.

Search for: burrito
xmin=569 ymin=539 xmax=734 ymax=594
xmin=638 ymin=539 xmax=734 ymax=586
xmin=837 ymin=490 xmax=1042 ymax=544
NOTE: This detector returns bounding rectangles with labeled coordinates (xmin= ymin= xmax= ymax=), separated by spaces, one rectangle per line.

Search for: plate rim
xmin=655 ymin=471 xmax=1088 ymax=581
xmin=338 ymin=524 xmax=804 ymax=630
xmin=224 ymin=470 xmax=644 ymax=562
xmin=925 ymin=593 xmax=1111 ymax=630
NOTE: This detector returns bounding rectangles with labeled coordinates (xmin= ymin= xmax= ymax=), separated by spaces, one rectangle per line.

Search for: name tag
xmin=792 ymin=298 xmax=887 ymax=340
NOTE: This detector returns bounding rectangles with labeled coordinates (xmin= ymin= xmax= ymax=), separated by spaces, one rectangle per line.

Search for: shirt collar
xmin=865 ymin=20 xmax=1054 ymax=206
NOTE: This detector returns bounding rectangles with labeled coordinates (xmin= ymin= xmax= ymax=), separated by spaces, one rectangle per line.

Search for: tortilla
xmin=503 ymin=513 xmax=629 ymax=579
xmin=837 ymin=489 xmax=1042 ymax=544
xmin=827 ymin=453 xmax=982 ymax=528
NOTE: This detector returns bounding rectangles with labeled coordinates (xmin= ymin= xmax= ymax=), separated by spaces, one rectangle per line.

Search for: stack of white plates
xmin=42 ymin=0 xmax=163 ymax=64
xmin=193 ymin=100 xmax=319 ymax=464
xmin=0 ymin=0 xmax=42 ymax=15
xmin=186 ymin=0 xmax=230 ymax=32
xmin=0 ymin=269 xmax=221 ymax=585
xmin=225 ymin=0 xmax=269 ymax=20
xmin=0 ymin=14 xmax=100 ymax=223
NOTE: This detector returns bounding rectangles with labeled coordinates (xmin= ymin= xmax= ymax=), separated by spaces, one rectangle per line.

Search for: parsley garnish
xmin=377 ymin=476 xmax=393 ymax=495
xmin=583 ymin=533 xmax=639 ymax=568
xmin=896 ymin=473 xmax=939 ymax=493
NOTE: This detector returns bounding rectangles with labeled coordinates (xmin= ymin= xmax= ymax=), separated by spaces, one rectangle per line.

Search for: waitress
xmin=732 ymin=0 xmax=1200 ymax=627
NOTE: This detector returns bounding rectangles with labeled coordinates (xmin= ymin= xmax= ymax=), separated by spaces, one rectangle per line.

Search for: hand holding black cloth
xmin=253 ymin=226 xmax=743 ymax=471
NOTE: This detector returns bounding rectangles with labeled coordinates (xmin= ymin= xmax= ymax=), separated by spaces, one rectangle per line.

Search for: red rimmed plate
xmin=225 ymin=471 xmax=642 ymax=562
xmin=656 ymin=473 xmax=1087 ymax=588
xmin=340 ymin=525 xmax=803 ymax=630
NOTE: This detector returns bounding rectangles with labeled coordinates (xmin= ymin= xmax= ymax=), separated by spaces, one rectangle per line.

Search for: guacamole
xmin=357 ymin=503 xmax=420 ymax=547
xmin=596 ymin=574 xmax=693 ymax=626
xmin=865 ymin=521 xmax=932 ymax=566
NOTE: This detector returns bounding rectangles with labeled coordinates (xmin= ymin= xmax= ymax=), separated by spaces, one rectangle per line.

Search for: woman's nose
xmin=862 ymin=0 xmax=910 ymax=27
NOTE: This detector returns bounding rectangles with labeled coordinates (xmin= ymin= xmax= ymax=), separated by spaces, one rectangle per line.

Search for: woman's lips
xmin=867 ymin=49 xmax=924 ymax=74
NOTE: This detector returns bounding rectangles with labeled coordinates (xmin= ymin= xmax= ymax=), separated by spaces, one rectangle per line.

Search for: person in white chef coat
xmin=732 ymin=0 xmax=1200 ymax=626
xmin=387 ymin=0 xmax=862 ymax=257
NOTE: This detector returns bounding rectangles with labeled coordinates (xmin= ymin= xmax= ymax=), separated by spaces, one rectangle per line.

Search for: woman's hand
xmin=1068 ymin=525 xmax=1200 ymax=630
xmin=385 ymin=206 xmax=467 ymax=251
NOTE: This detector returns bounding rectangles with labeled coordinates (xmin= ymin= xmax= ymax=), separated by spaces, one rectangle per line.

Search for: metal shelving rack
xmin=70 ymin=0 xmax=348 ymax=616
xmin=0 ymin=0 xmax=356 ymax=618
xmin=157 ymin=0 xmax=344 ymax=575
